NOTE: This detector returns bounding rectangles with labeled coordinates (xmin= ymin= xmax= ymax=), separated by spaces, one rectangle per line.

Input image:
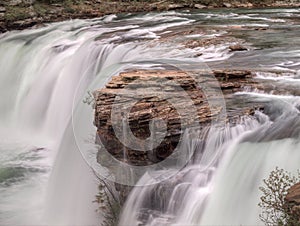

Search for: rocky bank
xmin=1 ymin=0 xmax=300 ymax=32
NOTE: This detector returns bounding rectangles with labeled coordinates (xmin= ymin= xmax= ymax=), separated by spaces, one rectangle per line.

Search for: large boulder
xmin=93 ymin=69 xmax=257 ymax=166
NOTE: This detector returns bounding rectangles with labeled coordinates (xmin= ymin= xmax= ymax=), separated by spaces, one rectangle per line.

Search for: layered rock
xmin=93 ymin=69 xmax=258 ymax=166
xmin=286 ymin=182 xmax=300 ymax=223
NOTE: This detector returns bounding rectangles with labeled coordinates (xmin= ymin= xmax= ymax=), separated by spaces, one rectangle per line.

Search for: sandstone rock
xmin=286 ymin=182 xmax=300 ymax=204
xmin=167 ymin=4 xmax=185 ymax=10
xmin=93 ymin=69 xmax=262 ymax=203
xmin=28 ymin=6 xmax=36 ymax=17
xmin=286 ymin=182 xmax=300 ymax=222
xmin=94 ymin=69 xmax=258 ymax=167
xmin=194 ymin=4 xmax=207 ymax=9
xmin=11 ymin=18 xmax=37 ymax=29
xmin=0 ymin=7 xmax=6 ymax=13
xmin=229 ymin=44 xmax=248 ymax=51
xmin=23 ymin=0 xmax=35 ymax=6
xmin=223 ymin=2 xmax=232 ymax=8
xmin=236 ymin=3 xmax=254 ymax=8
xmin=8 ymin=0 xmax=22 ymax=6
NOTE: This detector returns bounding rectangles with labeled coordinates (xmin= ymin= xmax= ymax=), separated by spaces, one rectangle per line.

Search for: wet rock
xmin=10 ymin=18 xmax=37 ymax=29
xmin=194 ymin=4 xmax=207 ymax=9
xmin=94 ymin=70 xmax=207 ymax=166
xmin=229 ymin=44 xmax=248 ymax=51
xmin=0 ymin=7 xmax=6 ymax=13
xmin=0 ymin=22 xmax=6 ymax=33
xmin=255 ymin=27 xmax=268 ymax=31
xmin=286 ymin=182 xmax=300 ymax=222
xmin=185 ymin=36 xmax=244 ymax=49
xmin=94 ymin=69 xmax=257 ymax=166
xmin=167 ymin=4 xmax=185 ymax=10
xmin=235 ymin=2 xmax=253 ymax=8
xmin=223 ymin=2 xmax=232 ymax=8
xmin=93 ymin=69 xmax=262 ymax=204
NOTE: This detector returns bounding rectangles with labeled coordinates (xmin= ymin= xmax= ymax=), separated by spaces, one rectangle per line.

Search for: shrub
xmin=259 ymin=167 xmax=300 ymax=226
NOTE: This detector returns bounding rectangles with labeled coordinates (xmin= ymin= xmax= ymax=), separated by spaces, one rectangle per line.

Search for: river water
xmin=0 ymin=7 xmax=299 ymax=225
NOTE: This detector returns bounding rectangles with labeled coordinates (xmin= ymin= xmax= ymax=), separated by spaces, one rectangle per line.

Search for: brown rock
xmin=223 ymin=3 xmax=232 ymax=8
xmin=94 ymin=69 xmax=258 ymax=167
xmin=229 ymin=44 xmax=248 ymax=51
xmin=94 ymin=69 xmax=263 ymax=203
xmin=287 ymin=183 xmax=300 ymax=204
xmin=194 ymin=4 xmax=207 ymax=9
xmin=167 ymin=4 xmax=185 ymax=10
xmin=286 ymin=182 xmax=300 ymax=223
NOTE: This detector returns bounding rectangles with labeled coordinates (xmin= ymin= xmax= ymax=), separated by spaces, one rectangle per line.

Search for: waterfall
xmin=0 ymin=7 xmax=299 ymax=226
xmin=0 ymin=18 xmax=154 ymax=225
xmin=0 ymin=10 xmax=201 ymax=224
xmin=119 ymin=116 xmax=261 ymax=225
xmin=119 ymin=93 xmax=300 ymax=226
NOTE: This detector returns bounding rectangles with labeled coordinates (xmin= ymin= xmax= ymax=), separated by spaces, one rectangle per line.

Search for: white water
xmin=119 ymin=90 xmax=300 ymax=226
xmin=0 ymin=7 xmax=299 ymax=226
xmin=0 ymin=10 xmax=220 ymax=225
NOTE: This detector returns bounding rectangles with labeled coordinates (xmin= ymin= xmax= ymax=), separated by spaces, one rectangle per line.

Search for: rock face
xmin=286 ymin=182 xmax=300 ymax=222
xmin=94 ymin=69 xmax=257 ymax=166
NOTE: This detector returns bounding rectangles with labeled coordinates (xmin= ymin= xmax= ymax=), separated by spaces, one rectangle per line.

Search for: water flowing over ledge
xmin=0 ymin=7 xmax=299 ymax=225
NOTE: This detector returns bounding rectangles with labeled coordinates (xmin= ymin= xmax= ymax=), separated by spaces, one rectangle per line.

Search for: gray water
xmin=0 ymin=7 xmax=299 ymax=225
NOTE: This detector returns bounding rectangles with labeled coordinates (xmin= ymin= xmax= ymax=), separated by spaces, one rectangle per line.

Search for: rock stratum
xmin=286 ymin=182 xmax=300 ymax=223
xmin=93 ymin=69 xmax=259 ymax=166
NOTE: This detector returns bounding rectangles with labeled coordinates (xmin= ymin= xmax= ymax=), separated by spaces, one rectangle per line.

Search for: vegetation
xmin=95 ymin=179 xmax=121 ymax=226
xmin=259 ymin=167 xmax=300 ymax=226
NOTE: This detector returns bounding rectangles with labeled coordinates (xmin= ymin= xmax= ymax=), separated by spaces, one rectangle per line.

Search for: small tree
xmin=259 ymin=167 xmax=300 ymax=226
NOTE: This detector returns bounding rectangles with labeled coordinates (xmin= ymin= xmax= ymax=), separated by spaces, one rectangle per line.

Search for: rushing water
xmin=0 ymin=7 xmax=299 ymax=225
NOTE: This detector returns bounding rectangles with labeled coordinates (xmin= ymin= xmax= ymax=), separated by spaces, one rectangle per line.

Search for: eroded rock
xmin=229 ymin=44 xmax=248 ymax=51
xmin=194 ymin=4 xmax=207 ymax=9
xmin=286 ymin=182 xmax=300 ymax=222
xmin=94 ymin=69 xmax=258 ymax=166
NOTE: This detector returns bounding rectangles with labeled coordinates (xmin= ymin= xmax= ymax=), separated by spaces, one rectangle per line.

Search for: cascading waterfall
xmin=0 ymin=7 xmax=299 ymax=226
xmin=0 ymin=10 xmax=215 ymax=224
xmin=0 ymin=17 xmax=191 ymax=224
xmin=119 ymin=116 xmax=261 ymax=225
xmin=119 ymin=86 xmax=300 ymax=226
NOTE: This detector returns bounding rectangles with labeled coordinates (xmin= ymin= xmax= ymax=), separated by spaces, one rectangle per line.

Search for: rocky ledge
xmin=93 ymin=69 xmax=260 ymax=167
